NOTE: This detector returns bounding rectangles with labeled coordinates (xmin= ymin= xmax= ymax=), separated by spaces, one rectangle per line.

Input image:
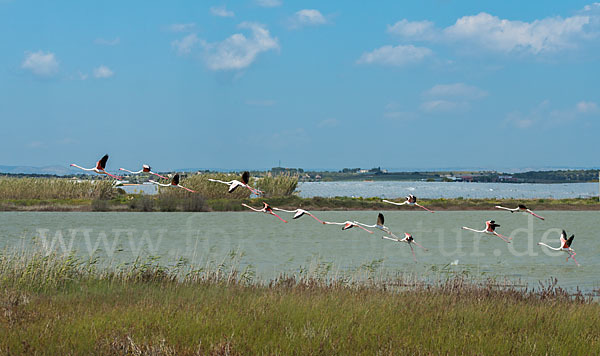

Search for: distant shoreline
xmin=1 ymin=196 xmax=598 ymax=212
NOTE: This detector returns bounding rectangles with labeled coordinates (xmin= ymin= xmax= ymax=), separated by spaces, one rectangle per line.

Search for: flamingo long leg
xmin=494 ymin=232 xmax=511 ymax=243
xmin=355 ymin=224 xmax=374 ymax=234
xmin=568 ymin=251 xmax=580 ymax=266
xmin=412 ymin=241 xmax=428 ymax=251
xmin=177 ymin=185 xmax=197 ymax=193
xmin=150 ymin=172 xmax=169 ymax=180
xmin=527 ymin=210 xmax=545 ymax=220
xmin=102 ymin=170 xmax=123 ymax=180
xmin=269 ymin=212 xmax=288 ymax=223
xmin=415 ymin=203 xmax=434 ymax=213
xmin=409 ymin=243 xmax=416 ymax=262
xmin=307 ymin=213 xmax=325 ymax=224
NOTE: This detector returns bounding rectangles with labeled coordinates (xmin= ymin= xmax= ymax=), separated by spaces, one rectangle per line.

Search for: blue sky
xmin=1 ymin=0 xmax=599 ymax=172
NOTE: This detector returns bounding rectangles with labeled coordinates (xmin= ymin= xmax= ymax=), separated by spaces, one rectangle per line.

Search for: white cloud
xmin=425 ymin=83 xmax=488 ymax=100
xmin=201 ymin=22 xmax=279 ymax=71
xmin=172 ymin=33 xmax=199 ymax=56
xmin=93 ymin=65 xmax=114 ymax=78
xmin=387 ymin=19 xmax=435 ymax=40
xmin=506 ymin=100 xmax=597 ymax=129
xmin=210 ymin=5 xmax=234 ymax=17
xmin=576 ymin=101 xmax=599 ymax=113
xmin=167 ymin=23 xmax=196 ymax=32
xmin=357 ymin=45 xmax=432 ymax=66
xmin=21 ymin=51 xmax=59 ymax=77
xmin=387 ymin=5 xmax=598 ymax=55
xmin=256 ymin=0 xmax=281 ymax=8
xmin=421 ymin=100 xmax=468 ymax=113
xmin=289 ymin=9 xmax=327 ymax=29
xmin=443 ymin=12 xmax=591 ymax=54
xmin=94 ymin=37 xmax=120 ymax=46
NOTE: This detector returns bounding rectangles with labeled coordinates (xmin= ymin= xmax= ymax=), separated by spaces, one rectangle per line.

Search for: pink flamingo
xmin=242 ymin=202 xmax=287 ymax=223
xmin=119 ymin=164 xmax=168 ymax=180
xmin=149 ymin=173 xmax=196 ymax=192
xmin=538 ymin=230 xmax=579 ymax=266
xmin=70 ymin=154 xmax=122 ymax=180
xmin=383 ymin=194 xmax=434 ymax=213
xmin=462 ymin=220 xmax=511 ymax=243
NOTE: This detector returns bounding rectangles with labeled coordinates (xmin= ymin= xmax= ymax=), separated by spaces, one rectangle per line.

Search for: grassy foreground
xmin=0 ymin=252 xmax=599 ymax=355
xmin=1 ymin=195 xmax=599 ymax=212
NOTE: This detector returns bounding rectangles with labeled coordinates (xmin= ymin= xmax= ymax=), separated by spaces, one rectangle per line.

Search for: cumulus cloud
xmin=256 ymin=0 xmax=281 ymax=8
xmin=94 ymin=37 xmax=120 ymax=46
xmin=167 ymin=23 xmax=196 ymax=32
xmin=210 ymin=5 xmax=234 ymax=17
xmin=201 ymin=22 xmax=279 ymax=70
xmin=424 ymin=83 xmax=488 ymax=100
xmin=289 ymin=9 xmax=327 ymax=29
xmin=387 ymin=5 xmax=598 ymax=55
xmin=443 ymin=12 xmax=591 ymax=54
xmin=172 ymin=33 xmax=199 ymax=56
xmin=357 ymin=45 xmax=432 ymax=66
xmin=21 ymin=51 xmax=59 ymax=77
xmin=387 ymin=19 xmax=435 ymax=40
xmin=93 ymin=65 xmax=114 ymax=78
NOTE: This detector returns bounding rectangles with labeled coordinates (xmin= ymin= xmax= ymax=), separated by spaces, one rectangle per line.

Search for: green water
xmin=1 ymin=211 xmax=599 ymax=291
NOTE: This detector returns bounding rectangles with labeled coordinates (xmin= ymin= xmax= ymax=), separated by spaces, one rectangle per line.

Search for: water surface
xmin=1 ymin=211 xmax=599 ymax=292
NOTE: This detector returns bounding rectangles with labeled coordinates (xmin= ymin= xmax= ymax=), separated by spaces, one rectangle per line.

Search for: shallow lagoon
xmin=1 ymin=210 xmax=599 ymax=292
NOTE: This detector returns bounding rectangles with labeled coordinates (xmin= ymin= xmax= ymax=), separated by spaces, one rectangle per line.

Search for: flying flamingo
xmin=149 ymin=173 xmax=196 ymax=192
xmin=322 ymin=220 xmax=374 ymax=234
xmin=270 ymin=207 xmax=325 ymax=224
xmin=241 ymin=202 xmax=287 ymax=223
xmin=381 ymin=233 xmax=428 ymax=262
xmin=383 ymin=195 xmax=434 ymax=213
xmin=208 ymin=171 xmax=263 ymax=195
xmin=538 ymin=230 xmax=579 ymax=266
xmin=495 ymin=204 xmax=545 ymax=220
xmin=462 ymin=220 xmax=511 ymax=243
xmin=70 ymin=154 xmax=122 ymax=179
xmin=119 ymin=164 xmax=168 ymax=180
xmin=354 ymin=213 xmax=397 ymax=236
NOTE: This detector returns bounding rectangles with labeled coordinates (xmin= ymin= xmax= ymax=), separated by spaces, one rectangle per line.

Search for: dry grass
xmin=256 ymin=174 xmax=298 ymax=197
xmin=0 ymin=177 xmax=114 ymax=200
xmin=0 ymin=250 xmax=598 ymax=355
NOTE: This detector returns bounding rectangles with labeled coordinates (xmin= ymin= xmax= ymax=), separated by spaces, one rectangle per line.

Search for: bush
xmin=0 ymin=177 xmax=116 ymax=200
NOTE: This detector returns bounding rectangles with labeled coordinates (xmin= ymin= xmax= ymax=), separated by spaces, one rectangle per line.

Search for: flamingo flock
xmin=70 ymin=154 xmax=581 ymax=265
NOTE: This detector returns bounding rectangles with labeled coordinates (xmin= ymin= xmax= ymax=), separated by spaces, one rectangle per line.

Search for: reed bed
xmin=0 ymin=250 xmax=599 ymax=355
xmin=256 ymin=174 xmax=298 ymax=197
xmin=0 ymin=177 xmax=114 ymax=200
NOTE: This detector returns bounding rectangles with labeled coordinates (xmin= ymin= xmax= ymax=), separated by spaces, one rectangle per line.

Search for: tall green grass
xmin=256 ymin=174 xmax=298 ymax=197
xmin=0 ymin=177 xmax=114 ymax=200
xmin=0 ymin=250 xmax=598 ymax=355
